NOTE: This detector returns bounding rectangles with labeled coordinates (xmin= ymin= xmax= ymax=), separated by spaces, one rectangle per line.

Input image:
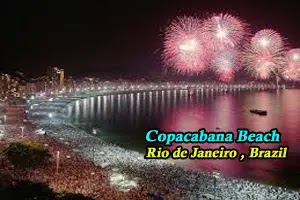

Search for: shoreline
xmin=27 ymin=93 xmax=300 ymax=200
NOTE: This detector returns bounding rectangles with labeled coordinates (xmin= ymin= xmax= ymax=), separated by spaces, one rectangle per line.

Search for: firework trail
xmin=203 ymin=13 xmax=247 ymax=50
xmin=163 ymin=16 xmax=211 ymax=74
xmin=211 ymin=48 xmax=241 ymax=82
xmin=243 ymin=29 xmax=286 ymax=80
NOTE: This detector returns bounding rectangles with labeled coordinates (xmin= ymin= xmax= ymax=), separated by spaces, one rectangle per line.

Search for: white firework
xmin=250 ymin=29 xmax=284 ymax=54
xmin=203 ymin=13 xmax=247 ymax=49
xmin=212 ymin=48 xmax=240 ymax=73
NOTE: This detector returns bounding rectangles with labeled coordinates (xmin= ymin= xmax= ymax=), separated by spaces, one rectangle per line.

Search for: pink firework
xmin=250 ymin=29 xmax=284 ymax=53
xmin=282 ymin=48 xmax=300 ymax=81
xmin=163 ymin=16 xmax=211 ymax=74
xmin=211 ymin=48 xmax=241 ymax=82
xmin=243 ymin=29 xmax=286 ymax=80
xmin=282 ymin=68 xmax=300 ymax=81
xmin=203 ymin=13 xmax=247 ymax=50
xmin=286 ymin=48 xmax=300 ymax=68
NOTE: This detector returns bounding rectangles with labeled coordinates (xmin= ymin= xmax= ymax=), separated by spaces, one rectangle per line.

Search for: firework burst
xmin=203 ymin=13 xmax=247 ymax=50
xmin=243 ymin=29 xmax=286 ymax=80
xmin=250 ymin=29 xmax=284 ymax=53
xmin=211 ymin=48 xmax=240 ymax=82
xmin=282 ymin=68 xmax=300 ymax=81
xmin=163 ymin=16 xmax=211 ymax=74
xmin=282 ymin=48 xmax=300 ymax=81
xmin=286 ymin=48 xmax=300 ymax=68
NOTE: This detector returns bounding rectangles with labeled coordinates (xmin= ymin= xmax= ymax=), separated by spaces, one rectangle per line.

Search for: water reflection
xmin=90 ymin=97 xmax=94 ymax=120
xmin=97 ymin=96 xmax=101 ymax=119
xmin=103 ymin=96 xmax=108 ymax=120
xmin=69 ymin=89 xmax=300 ymax=188
xmin=148 ymin=92 xmax=153 ymax=118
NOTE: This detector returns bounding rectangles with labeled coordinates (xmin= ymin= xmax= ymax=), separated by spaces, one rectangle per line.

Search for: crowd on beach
xmin=0 ymin=110 xmax=170 ymax=199
xmin=1 ymin=125 xmax=156 ymax=199
xmin=1 ymin=97 xmax=300 ymax=200
xmin=32 ymin=115 xmax=300 ymax=200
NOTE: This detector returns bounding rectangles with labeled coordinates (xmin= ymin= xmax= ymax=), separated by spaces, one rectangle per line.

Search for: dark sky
xmin=1 ymin=1 xmax=300 ymax=78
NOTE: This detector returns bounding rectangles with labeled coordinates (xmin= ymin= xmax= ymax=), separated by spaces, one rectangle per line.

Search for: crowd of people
xmin=0 ymin=114 xmax=169 ymax=199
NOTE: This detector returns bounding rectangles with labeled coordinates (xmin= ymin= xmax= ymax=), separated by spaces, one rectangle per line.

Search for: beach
xmin=25 ymin=95 xmax=300 ymax=200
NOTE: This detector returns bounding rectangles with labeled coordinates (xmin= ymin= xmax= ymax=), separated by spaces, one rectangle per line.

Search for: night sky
xmin=1 ymin=1 xmax=300 ymax=78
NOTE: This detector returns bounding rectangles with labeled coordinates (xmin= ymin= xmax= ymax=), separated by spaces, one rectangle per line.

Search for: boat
xmin=249 ymin=109 xmax=267 ymax=116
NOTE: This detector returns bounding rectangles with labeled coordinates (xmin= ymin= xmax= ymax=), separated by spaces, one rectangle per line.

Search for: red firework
xmin=163 ymin=16 xmax=211 ymax=74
